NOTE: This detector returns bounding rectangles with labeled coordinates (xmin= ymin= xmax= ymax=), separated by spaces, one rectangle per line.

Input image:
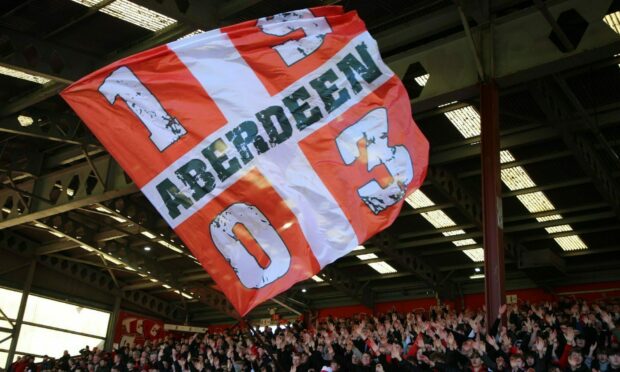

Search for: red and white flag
xmin=61 ymin=6 xmax=429 ymax=316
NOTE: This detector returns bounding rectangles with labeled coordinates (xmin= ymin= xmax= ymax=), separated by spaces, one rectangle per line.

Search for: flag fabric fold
xmin=61 ymin=6 xmax=429 ymax=316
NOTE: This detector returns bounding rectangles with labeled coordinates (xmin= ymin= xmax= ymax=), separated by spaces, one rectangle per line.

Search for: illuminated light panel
xmin=414 ymin=74 xmax=429 ymax=86
xmin=444 ymin=106 xmax=481 ymax=138
xmin=442 ymin=229 xmax=466 ymax=237
xmin=420 ymin=210 xmax=457 ymax=228
xmin=352 ymin=245 xmax=365 ymax=251
xmin=70 ymin=0 xmax=104 ymax=6
xmin=357 ymin=253 xmax=378 ymax=261
xmin=71 ymin=0 xmax=177 ymax=32
xmin=17 ymin=115 xmax=34 ymax=127
xmin=101 ymin=0 xmax=176 ymax=31
xmin=452 ymin=238 xmax=477 ymax=246
xmin=162 ymin=284 xmax=172 ymax=289
xmin=177 ymin=29 xmax=205 ymax=40
xmin=158 ymin=240 xmax=184 ymax=253
xmin=469 ymin=274 xmax=485 ymax=279
xmin=141 ymin=231 xmax=157 ymax=239
xmin=311 ymin=275 xmax=324 ymax=282
xmin=501 ymin=166 xmax=536 ymax=191
xmin=604 ymin=11 xmax=620 ymax=35
xmin=536 ymin=214 xmax=563 ymax=222
xmin=500 ymin=150 xmax=516 ymax=164
xmin=516 ymin=192 xmax=555 ymax=213
xmin=149 ymin=278 xmax=159 ymax=283
xmin=124 ymin=266 xmax=136 ymax=272
xmin=545 ymin=224 xmax=573 ymax=234
xmin=405 ymin=189 xmax=434 ymax=209
xmin=438 ymin=101 xmax=458 ymax=108
xmin=368 ymin=261 xmax=397 ymax=274
xmin=554 ymin=235 xmax=587 ymax=251
xmin=0 ymin=65 xmax=51 ymax=84
xmin=463 ymin=248 xmax=485 ymax=262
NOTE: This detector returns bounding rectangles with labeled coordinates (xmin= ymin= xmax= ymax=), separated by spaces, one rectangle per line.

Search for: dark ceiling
xmin=1 ymin=0 xmax=620 ymax=324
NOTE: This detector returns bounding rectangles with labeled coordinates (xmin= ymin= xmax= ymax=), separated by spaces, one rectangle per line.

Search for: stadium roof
xmin=1 ymin=0 xmax=620 ymax=324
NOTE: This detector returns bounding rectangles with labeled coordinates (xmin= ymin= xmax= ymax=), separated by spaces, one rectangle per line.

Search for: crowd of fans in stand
xmin=8 ymin=298 xmax=620 ymax=372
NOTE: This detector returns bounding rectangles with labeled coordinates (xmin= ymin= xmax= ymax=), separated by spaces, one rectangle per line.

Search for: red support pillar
xmin=480 ymin=81 xmax=505 ymax=329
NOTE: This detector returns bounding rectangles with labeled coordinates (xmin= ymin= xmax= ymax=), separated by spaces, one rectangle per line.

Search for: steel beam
xmin=36 ymin=227 xmax=133 ymax=256
xmin=430 ymin=126 xmax=557 ymax=165
xmin=519 ymin=224 xmax=620 ymax=242
xmin=217 ymin=0 xmax=265 ymax=20
xmin=458 ymin=151 xmax=573 ymax=178
xmin=101 ymin=197 xmax=180 ymax=250
xmin=374 ymin=233 xmax=456 ymax=299
xmin=0 ymin=23 xmax=194 ymax=117
xmin=532 ymin=78 xmax=620 ymax=221
xmin=0 ymin=155 xmax=137 ymax=228
xmin=387 ymin=0 xmax=620 ymax=111
xmin=37 ymin=212 xmax=239 ymax=319
xmin=0 ymin=111 xmax=98 ymax=146
xmin=0 ymin=228 xmax=183 ymax=320
xmin=0 ymin=26 xmax=100 ymax=84
xmin=320 ymin=266 xmax=374 ymax=309
xmin=480 ymin=81 xmax=506 ymax=326
xmin=104 ymin=195 xmax=373 ymax=309
xmin=425 ymin=164 xmax=553 ymax=287
xmin=4 ymin=0 xmax=617 ymax=118
xmin=104 ymin=296 xmax=120 ymax=351
xmin=5 ymin=260 xmax=35 ymax=370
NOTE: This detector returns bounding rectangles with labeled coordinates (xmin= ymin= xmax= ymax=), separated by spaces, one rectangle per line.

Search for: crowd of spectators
xmin=8 ymin=298 xmax=620 ymax=372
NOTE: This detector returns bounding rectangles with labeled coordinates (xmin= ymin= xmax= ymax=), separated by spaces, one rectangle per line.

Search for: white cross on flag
xmin=61 ymin=6 xmax=429 ymax=316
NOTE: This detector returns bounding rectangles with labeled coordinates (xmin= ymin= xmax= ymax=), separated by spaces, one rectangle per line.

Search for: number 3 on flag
xmin=336 ymin=108 xmax=413 ymax=214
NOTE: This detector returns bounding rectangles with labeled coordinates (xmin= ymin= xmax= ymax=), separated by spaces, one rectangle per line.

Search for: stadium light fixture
xmin=311 ymin=275 xmax=323 ymax=282
xmin=357 ymin=253 xmax=378 ymax=260
xmin=368 ymin=261 xmax=397 ymax=274
xmin=444 ymin=106 xmax=481 ymax=138
xmin=463 ymin=248 xmax=485 ymax=262
xmin=0 ymin=65 xmax=50 ymax=84
xmin=70 ymin=0 xmax=177 ymax=32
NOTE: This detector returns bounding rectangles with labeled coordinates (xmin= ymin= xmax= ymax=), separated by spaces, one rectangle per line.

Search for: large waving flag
xmin=61 ymin=6 xmax=429 ymax=316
